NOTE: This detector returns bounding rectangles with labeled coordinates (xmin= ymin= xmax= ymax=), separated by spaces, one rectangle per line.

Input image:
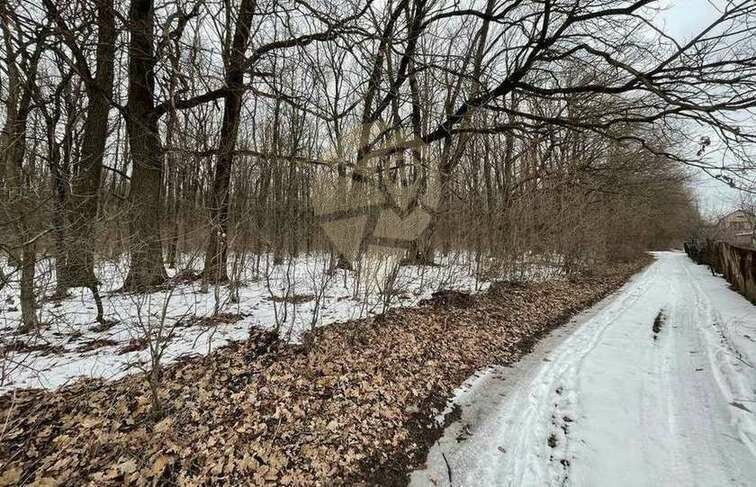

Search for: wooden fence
xmin=684 ymin=240 xmax=756 ymax=303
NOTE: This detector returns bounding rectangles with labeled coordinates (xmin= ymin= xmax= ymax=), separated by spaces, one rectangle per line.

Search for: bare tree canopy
xmin=0 ymin=0 xmax=750 ymax=314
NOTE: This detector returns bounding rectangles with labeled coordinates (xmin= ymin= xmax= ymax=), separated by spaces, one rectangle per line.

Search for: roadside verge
xmin=0 ymin=257 xmax=651 ymax=486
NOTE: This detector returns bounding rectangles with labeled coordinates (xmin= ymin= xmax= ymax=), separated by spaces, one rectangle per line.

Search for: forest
xmin=3 ymin=0 xmax=751 ymax=326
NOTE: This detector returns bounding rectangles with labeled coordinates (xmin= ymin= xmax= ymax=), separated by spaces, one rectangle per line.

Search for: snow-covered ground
xmin=0 ymin=251 xmax=561 ymax=392
xmin=412 ymin=251 xmax=756 ymax=486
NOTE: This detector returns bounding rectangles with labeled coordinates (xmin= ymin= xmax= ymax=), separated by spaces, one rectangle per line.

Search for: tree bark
xmin=0 ymin=11 xmax=42 ymax=331
xmin=123 ymin=0 xmax=167 ymax=290
xmin=204 ymin=0 xmax=256 ymax=282
xmin=63 ymin=0 xmax=116 ymax=290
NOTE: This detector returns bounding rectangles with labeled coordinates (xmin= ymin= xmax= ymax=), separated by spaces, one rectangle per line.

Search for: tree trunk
xmin=164 ymin=109 xmax=179 ymax=271
xmin=203 ymin=89 xmax=241 ymax=281
xmin=18 ymin=240 xmax=38 ymax=333
xmin=204 ymin=0 xmax=256 ymax=282
xmin=62 ymin=0 xmax=116 ymax=291
xmin=0 ymin=14 xmax=42 ymax=331
xmin=49 ymin=150 xmax=70 ymax=295
xmin=403 ymin=47 xmax=435 ymax=266
xmin=123 ymin=0 xmax=167 ymax=290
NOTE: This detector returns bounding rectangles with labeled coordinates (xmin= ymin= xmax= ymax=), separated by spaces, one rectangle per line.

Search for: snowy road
xmin=411 ymin=251 xmax=756 ymax=487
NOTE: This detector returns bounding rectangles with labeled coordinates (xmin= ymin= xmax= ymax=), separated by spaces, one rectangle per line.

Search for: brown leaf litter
xmin=0 ymin=258 xmax=650 ymax=486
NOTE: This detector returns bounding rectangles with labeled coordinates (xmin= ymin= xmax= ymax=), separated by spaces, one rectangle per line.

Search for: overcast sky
xmin=656 ymin=1 xmax=748 ymax=217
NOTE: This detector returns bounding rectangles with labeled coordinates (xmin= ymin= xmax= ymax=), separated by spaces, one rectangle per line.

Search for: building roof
xmin=718 ymin=209 xmax=755 ymax=226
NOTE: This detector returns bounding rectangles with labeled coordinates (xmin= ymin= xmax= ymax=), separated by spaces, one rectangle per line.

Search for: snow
xmin=411 ymin=251 xmax=756 ymax=487
xmin=0 ymin=251 xmax=561 ymax=392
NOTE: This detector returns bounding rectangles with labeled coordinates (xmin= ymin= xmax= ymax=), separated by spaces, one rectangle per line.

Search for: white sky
xmin=656 ymin=0 xmax=748 ymax=217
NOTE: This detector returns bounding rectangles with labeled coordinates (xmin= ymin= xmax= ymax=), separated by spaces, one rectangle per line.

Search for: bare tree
xmin=0 ymin=5 xmax=46 ymax=332
xmin=43 ymin=0 xmax=116 ymax=293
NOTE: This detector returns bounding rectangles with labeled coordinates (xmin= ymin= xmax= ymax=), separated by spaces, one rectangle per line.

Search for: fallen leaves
xmin=0 ymin=468 xmax=20 ymax=487
xmin=153 ymin=417 xmax=173 ymax=434
xmin=150 ymin=454 xmax=172 ymax=477
xmin=116 ymin=338 xmax=147 ymax=355
xmin=0 ymin=259 xmax=648 ymax=485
